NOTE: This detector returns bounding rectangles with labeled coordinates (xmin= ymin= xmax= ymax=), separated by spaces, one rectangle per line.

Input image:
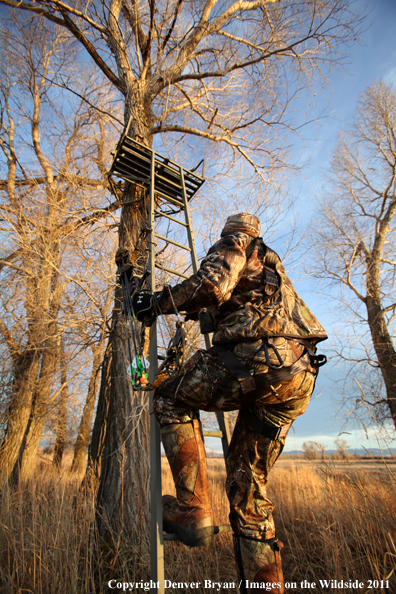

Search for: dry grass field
xmin=0 ymin=453 xmax=395 ymax=594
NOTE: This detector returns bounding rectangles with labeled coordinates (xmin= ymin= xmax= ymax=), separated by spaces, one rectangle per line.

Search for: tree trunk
xmin=93 ymin=180 xmax=152 ymax=546
xmin=366 ymin=211 xmax=396 ymax=430
xmin=366 ymin=296 xmax=396 ymax=429
xmin=71 ymin=345 xmax=103 ymax=474
xmin=14 ymin=334 xmax=60 ymax=481
xmin=84 ymin=340 xmax=113 ymax=490
xmin=0 ymin=350 xmax=40 ymax=483
xmin=95 ymin=311 xmax=150 ymax=544
xmin=13 ymin=267 xmax=63 ymax=482
xmin=53 ymin=339 xmax=68 ymax=469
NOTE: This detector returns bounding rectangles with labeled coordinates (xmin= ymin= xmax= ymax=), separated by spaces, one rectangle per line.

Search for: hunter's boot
xmin=161 ymin=419 xmax=214 ymax=547
xmin=234 ymin=535 xmax=285 ymax=594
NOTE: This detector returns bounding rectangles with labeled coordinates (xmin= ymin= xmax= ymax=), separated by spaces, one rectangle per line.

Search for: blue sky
xmin=202 ymin=0 xmax=396 ymax=455
xmin=296 ymin=0 xmax=396 ymax=205
xmin=280 ymin=0 xmax=396 ymax=453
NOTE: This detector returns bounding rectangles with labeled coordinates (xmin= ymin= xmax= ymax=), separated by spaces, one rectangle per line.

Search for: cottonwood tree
xmin=302 ymin=441 xmax=317 ymax=460
xmin=70 ymin=257 xmax=115 ymax=475
xmin=334 ymin=438 xmax=349 ymax=460
xmin=53 ymin=338 xmax=69 ymax=468
xmin=0 ymin=0 xmax=362 ymax=540
xmin=311 ymin=80 xmax=396 ymax=431
xmin=0 ymin=14 xmax=121 ymax=482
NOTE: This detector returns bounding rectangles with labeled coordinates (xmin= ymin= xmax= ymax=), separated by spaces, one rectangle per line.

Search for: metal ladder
xmin=110 ymin=133 xmax=232 ymax=593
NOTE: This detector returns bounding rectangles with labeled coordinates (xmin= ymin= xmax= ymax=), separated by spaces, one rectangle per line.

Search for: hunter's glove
xmin=132 ymin=292 xmax=156 ymax=322
xmin=132 ymin=286 xmax=170 ymax=323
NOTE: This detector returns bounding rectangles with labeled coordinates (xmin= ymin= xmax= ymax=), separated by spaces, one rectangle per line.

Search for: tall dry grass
xmin=0 ymin=453 xmax=395 ymax=593
xmin=271 ymin=461 xmax=396 ymax=590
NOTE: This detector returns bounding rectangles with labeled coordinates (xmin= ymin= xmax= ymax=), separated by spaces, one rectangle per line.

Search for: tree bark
xmin=85 ymin=340 xmax=113 ymax=490
xmin=0 ymin=252 xmax=54 ymax=483
xmin=14 ymin=335 xmax=60 ymax=481
xmin=366 ymin=242 xmax=396 ymax=429
xmin=13 ymin=266 xmax=63 ymax=482
xmin=364 ymin=194 xmax=396 ymax=430
xmin=94 ymin=182 xmax=151 ymax=546
xmin=366 ymin=299 xmax=396 ymax=429
xmin=0 ymin=350 xmax=40 ymax=483
xmin=53 ymin=339 xmax=68 ymax=469
xmin=71 ymin=345 xmax=103 ymax=474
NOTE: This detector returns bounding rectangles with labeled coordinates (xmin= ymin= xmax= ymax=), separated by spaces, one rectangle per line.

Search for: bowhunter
xmin=132 ymin=213 xmax=328 ymax=594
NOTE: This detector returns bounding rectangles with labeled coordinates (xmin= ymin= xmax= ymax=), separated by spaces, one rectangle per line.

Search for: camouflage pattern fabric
xmin=234 ymin=536 xmax=282 ymax=583
xmin=161 ymin=421 xmax=205 ymax=504
xmin=153 ymin=346 xmax=315 ymax=538
xmin=154 ymin=213 xmax=325 ymax=540
xmin=158 ymin=230 xmax=328 ymax=344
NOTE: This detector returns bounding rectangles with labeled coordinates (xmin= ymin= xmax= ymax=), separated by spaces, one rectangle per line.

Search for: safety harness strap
xmin=210 ymin=343 xmax=326 ymax=440
xmin=211 ymin=344 xmax=314 ymax=403
xmin=254 ymin=351 xmax=312 ymax=389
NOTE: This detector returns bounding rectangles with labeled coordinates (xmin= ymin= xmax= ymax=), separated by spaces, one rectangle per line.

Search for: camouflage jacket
xmin=159 ymin=231 xmax=327 ymax=345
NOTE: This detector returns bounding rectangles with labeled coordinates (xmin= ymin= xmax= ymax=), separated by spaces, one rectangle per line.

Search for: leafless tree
xmin=311 ymin=80 xmax=396 ymax=432
xmin=0 ymin=0 xmax=363 ymax=541
xmin=0 ymin=14 xmax=120 ymax=482
xmin=334 ymin=437 xmax=349 ymax=460
xmin=53 ymin=339 xmax=69 ymax=468
xmin=302 ymin=441 xmax=317 ymax=460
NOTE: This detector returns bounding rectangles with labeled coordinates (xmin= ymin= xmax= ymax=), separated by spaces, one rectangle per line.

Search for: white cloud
xmin=283 ymin=424 xmax=395 ymax=452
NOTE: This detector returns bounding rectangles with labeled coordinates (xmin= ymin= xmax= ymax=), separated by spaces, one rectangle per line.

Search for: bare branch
xmin=0 ymin=199 xmax=122 ymax=274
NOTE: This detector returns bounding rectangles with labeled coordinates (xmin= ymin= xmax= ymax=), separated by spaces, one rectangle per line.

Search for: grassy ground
xmin=0 ymin=453 xmax=395 ymax=594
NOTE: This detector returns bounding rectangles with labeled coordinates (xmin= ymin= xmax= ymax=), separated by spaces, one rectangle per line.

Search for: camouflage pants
xmin=153 ymin=344 xmax=315 ymax=540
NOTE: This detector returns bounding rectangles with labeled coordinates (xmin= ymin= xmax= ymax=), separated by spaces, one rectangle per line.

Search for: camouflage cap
xmin=221 ymin=213 xmax=261 ymax=238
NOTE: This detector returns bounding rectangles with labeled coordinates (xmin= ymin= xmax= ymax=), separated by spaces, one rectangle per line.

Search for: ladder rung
xmin=154 ymin=233 xmax=191 ymax=252
xmin=203 ymin=431 xmax=223 ymax=438
xmin=155 ymin=264 xmax=190 ymax=279
xmin=116 ymin=143 xmax=185 ymax=196
xmin=119 ymin=141 xmax=152 ymax=171
xmin=113 ymin=149 xmax=150 ymax=176
xmin=163 ymin=525 xmax=232 ymax=541
xmin=154 ymin=209 xmax=188 ymax=227
xmin=154 ymin=170 xmax=183 ymax=193
xmin=155 ymin=191 xmax=184 ymax=209
xmin=123 ymin=135 xmax=204 ymax=183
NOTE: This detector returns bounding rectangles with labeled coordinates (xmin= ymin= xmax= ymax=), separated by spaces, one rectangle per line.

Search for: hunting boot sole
xmin=162 ymin=494 xmax=214 ymax=547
